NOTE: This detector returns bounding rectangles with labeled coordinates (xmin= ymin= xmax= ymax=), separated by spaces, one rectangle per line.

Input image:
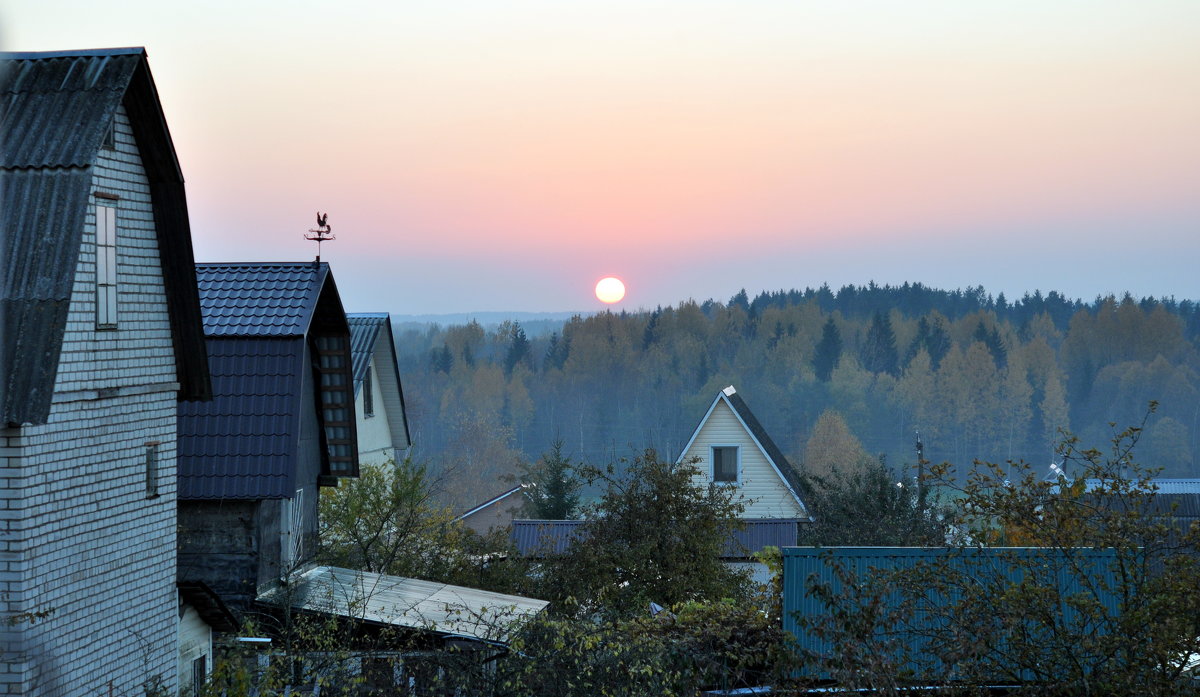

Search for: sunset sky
xmin=3 ymin=2 xmax=1198 ymax=314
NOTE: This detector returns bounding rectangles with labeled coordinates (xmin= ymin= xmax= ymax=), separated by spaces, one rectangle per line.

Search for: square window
xmin=712 ymin=446 xmax=738 ymax=483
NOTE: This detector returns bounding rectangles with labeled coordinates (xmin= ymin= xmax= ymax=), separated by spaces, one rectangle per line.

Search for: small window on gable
xmin=363 ymin=365 xmax=374 ymax=417
xmin=712 ymin=446 xmax=739 ymax=483
xmin=95 ymin=204 xmax=118 ymax=329
xmin=101 ymin=119 xmax=116 ymax=150
xmin=145 ymin=442 xmax=160 ymax=498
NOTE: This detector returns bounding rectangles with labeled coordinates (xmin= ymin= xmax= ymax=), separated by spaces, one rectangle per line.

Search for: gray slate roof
xmin=1 ymin=48 xmax=210 ymax=424
xmin=511 ymin=518 xmax=800 ymax=559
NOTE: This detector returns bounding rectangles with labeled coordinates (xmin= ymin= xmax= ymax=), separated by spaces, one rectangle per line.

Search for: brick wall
xmin=0 ymin=106 xmax=182 ymax=696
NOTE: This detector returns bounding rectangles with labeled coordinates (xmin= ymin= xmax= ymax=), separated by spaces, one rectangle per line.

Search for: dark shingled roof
xmin=178 ymin=261 xmax=357 ymax=499
xmin=195 ymin=262 xmax=328 ymax=336
xmin=177 ymin=338 xmax=303 ymax=499
xmin=511 ymin=518 xmax=800 ymax=559
xmin=1 ymin=48 xmax=210 ymax=425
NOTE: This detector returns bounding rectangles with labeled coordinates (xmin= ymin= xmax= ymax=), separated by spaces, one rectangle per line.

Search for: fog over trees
xmin=391 ymin=283 xmax=1200 ymax=509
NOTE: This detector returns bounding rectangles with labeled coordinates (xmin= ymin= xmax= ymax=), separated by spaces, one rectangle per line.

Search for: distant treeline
xmin=393 ymin=283 xmax=1200 ymax=509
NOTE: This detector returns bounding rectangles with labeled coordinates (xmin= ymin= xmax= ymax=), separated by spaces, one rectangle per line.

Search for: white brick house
xmin=0 ymin=49 xmax=211 ymax=696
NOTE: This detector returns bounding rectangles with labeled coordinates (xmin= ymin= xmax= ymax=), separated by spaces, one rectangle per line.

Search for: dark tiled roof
xmin=347 ymin=313 xmax=388 ymax=387
xmin=510 ymin=518 xmax=799 ymax=559
xmin=1 ymin=48 xmax=210 ymax=425
xmin=195 ymin=263 xmax=330 ymax=336
xmin=177 ymin=338 xmax=303 ymax=499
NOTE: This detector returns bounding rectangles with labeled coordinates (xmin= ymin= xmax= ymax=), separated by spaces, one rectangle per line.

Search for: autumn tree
xmin=801 ymin=409 xmax=870 ymax=480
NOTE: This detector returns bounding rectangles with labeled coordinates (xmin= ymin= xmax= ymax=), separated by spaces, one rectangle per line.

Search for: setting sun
xmin=595 ymin=277 xmax=626 ymax=304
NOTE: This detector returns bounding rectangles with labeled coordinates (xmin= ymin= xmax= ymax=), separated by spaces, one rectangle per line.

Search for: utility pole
xmin=915 ymin=430 xmax=926 ymax=510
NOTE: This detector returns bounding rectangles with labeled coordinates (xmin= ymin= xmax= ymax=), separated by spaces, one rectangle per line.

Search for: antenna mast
xmin=306 ymin=212 xmax=335 ymax=262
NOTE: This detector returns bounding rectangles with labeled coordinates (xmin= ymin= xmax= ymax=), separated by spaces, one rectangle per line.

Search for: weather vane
xmin=305 ymin=212 xmax=335 ymax=262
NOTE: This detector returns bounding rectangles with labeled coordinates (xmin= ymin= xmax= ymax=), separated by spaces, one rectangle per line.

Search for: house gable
xmin=679 ymin=386 xmax=809 ymax=519
xmin=0 ymin=48 xmax=209 ymax=426
xmin=347 ymin=312 xmax=411 ymax=466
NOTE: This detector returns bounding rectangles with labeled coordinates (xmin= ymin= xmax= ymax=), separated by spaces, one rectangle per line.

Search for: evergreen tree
xmin=812 ymin=317 xmax=843 ymax=382
xmin=860 ymin=311 xmax=899 ymax=376
xmin=518 ymin=440 xmax=582 ymax=519
xmin=505 ymin=322 xmax=530 ymax=375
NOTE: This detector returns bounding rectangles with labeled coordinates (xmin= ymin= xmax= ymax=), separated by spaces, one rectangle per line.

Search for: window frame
xmin=145 ymin=441 xmax=160 ymax=498
xmin=95 ymin=202 xmax=118 ymax=329
xmin=711 ymin=445 xmax=740 ymax=484
xmin=363 ymin=364 xmax=374 ymax=417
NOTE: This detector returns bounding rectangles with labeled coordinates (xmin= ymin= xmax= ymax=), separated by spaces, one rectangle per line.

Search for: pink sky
xmin=3 ymin=1 xmax=1198 ymax=313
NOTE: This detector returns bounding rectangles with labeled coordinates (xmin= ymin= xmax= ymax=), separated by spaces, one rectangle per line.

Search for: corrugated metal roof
xmin=1084 ymin=478 xmax=1200 ymax=495
xmin=0 ymin=49 xmax=139 ymax=168
xmin=1 ymin=48 xmax=210 ymax=425
xmin=195 ymin=262 xmax=329 ymax=337
xmin=177 ymin=338 xmax=303 ymax=499
xmin=347 ymin=313 xmax=387 ymax=386
xmin=511 ymin=518 xmax=798 ymax=558
xmin=259 ymin=566 xmax=548 ymax=643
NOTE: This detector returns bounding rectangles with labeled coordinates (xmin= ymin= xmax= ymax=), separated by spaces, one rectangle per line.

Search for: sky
xmin=2 ymin=1 xmax=1198 ymax=315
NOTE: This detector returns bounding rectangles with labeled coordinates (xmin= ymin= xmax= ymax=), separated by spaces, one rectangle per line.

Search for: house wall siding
xmin=0 ymin=106 xmax=181 ymax=695
xmin=177 ymin=605 xmax=212 ymax=696
xmin=356 ymin=355 xmax=396 ymax=467
xmin=684 ymin=401 xmax=805 ymax=519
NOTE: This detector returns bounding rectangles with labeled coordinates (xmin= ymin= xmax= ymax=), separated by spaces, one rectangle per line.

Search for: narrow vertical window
xmin=363 ymin=365 xmax=374 ymax=417
xmin=145 ymin=441 xmax=160 ymax=497
xmin=96 ymin=204 xmax=118 ymax=328
xmin=191 ymin=655 xmax=206 ymax=697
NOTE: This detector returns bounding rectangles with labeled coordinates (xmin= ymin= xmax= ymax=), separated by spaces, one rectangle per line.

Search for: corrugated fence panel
xmin=783 ymin=546 xmax=1122 ymax=681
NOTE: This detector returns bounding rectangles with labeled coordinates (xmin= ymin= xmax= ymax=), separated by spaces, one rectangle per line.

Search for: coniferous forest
xmin=392 ymin=283 xmax=1200 ymax=509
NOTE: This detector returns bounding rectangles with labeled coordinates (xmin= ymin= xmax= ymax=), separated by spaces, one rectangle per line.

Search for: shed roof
xmin=1 ymin=47 xmax=210 ymax=425
xmin=511 ymin=518 xmax=800 ymax=559
xmin=259 ymin=566 xmax=548 ymax=643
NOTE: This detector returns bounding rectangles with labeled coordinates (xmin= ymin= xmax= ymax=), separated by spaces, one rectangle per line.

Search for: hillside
xmin=391 ymin=283 xmax=1200 ymax=509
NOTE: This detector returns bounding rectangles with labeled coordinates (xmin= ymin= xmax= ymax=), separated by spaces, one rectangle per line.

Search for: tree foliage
xmin=799 ymin=411 xmax=1200 ymax=695
xmin=540 ymin=449 xmax=751 ymax=621
xmin=514 ymin=439 xmax=581 ymax=519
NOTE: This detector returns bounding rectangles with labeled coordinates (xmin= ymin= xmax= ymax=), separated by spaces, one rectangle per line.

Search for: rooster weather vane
xmin=306 ymin=211 xmax=336 ymax=262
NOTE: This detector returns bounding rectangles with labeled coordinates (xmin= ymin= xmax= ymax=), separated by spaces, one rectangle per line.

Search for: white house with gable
xmin=678 ymin=385 xmax=810 ymax=520
xmin=347 ymin=313 xmax=412 ymax=467
xmin=0 ymin=48 xmax=211 ymax=696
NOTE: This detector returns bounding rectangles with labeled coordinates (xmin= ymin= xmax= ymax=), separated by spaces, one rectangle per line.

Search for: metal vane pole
xmin=305 ymin=211 xmax=335 ymax=262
